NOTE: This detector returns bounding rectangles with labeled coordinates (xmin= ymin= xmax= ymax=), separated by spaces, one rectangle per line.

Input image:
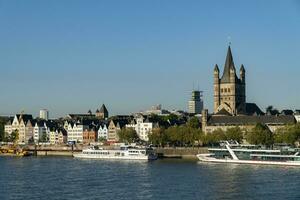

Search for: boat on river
xmin=197 ymin=141 xmax=300 ymax=166
xmin=73 ymin=145 xmax=157 ymax=161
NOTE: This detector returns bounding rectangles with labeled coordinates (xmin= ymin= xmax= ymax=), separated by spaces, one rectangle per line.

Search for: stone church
xmin=213 ymin=46 xmax=262 ymax=116
xmin=201 ymin=46 xmax=295 ymax=133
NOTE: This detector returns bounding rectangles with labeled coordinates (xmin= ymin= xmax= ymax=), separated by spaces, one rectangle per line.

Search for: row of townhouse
xmin=4 ymin=114 xmax=66 ymax=144
xmin=5 ymin=114 xmax=35 ymax=144
xmin=4 ymin=114 xmax=178 ymax=144
xmin=125 ymin=114 xmax=184 ymax=141
xmin=64 ymin=116 xmax=155 ymax=144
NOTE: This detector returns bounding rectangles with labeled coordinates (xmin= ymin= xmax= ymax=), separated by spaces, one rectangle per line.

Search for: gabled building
xmin=83 ymin=125 xmax=98 ymax=144
xmin=107 ymin=119 xmax=128 ymax=143
xmin=96 ymin=104 xmax=109 ymax=119
xmin=5 ymin=114 xmax=34 ymax=144
xmin=66 ymin=121 xmax=89 ymax=143
xmin=49 ymin=127 xmax=67 ymax=145
xmin=33 ymin=120 xmax=47 ymax=143
xmin=98 ymin=123 xmax=108 ymax=140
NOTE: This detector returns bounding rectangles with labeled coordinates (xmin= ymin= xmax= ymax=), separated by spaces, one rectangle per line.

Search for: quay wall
xmin=154 ymin=147 xmax=208 ymax=159
xmin=2 ymin=145 xmax=209 ymax=159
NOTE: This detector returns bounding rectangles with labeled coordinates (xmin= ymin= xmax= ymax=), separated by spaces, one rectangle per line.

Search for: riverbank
xmin=155 ymin=147 xmax=208 ymax=160
xmin=1 ymin=145 xmax=208 ymax=159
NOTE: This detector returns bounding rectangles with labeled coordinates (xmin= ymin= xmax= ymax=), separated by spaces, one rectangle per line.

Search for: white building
xmin=98 ymin=124 xmax=108 ymax=140
xmin=66 ymin=121 xmax=88 ymax=143
xmin=39 ymin=109 xmax=49 ymax=120
xmin=126 ymin=115 xmax=155 ymax=141
xmin=294 ymin=110 xmax=300 ymax=123
xmin=33 ymin=121 xmax=47 ymax=143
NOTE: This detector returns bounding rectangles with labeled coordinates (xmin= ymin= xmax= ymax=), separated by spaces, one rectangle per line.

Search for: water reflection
xmin=1 ymin=157 xmax=300 ymax=200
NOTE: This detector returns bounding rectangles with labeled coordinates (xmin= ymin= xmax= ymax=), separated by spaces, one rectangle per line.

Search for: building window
xmin=228 ymin=88 xmax=231 ymax=93
xmin=224 ymin=88 xmax=227 ymax=93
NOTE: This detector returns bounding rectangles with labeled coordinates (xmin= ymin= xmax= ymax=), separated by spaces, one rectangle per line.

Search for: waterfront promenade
xmin=0 ymin=144 xmax=208 ymax=159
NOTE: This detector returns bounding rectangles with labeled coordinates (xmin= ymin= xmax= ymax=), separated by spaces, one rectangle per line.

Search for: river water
xmin=0 ymin=156 xmax=299 ymax=200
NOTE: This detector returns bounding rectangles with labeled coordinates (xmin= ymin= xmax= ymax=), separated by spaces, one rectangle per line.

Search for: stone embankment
xmin=154 ymin=147 xmax=208 ymax=160
xmin=1 ymin=144 xmax=209 ymax=159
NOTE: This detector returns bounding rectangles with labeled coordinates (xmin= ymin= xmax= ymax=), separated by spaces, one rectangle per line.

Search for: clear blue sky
xmin=0 ymin=0 xmax=300 ymax=118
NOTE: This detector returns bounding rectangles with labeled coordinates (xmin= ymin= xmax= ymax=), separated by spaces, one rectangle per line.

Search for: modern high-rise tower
xmin=39 ymin=109 xmax=49 ymax=120
xmin=188 ymin=90 xmax=203 ymax=114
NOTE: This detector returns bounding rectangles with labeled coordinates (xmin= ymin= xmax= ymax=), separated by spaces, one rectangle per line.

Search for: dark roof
xmin=99 ymin=104 xmax=108 ymax=113
xmin=59 ymin=128 xmax=67 ymax=136
xmin=240 ymin=64 xmax=245 ymax=72
xmin=207 ymin=115 xmax=295 ymax=126
xmin=34 ymin=119 xmax=47 ymax=126
xmin=246 ymin=103 xmax=264 ymax=116
xmin=220 ymin=46 xmax=238 ymax=83
xmin=16 ymin=114 xmax=33 ymax=123
xmin=280 ymin=110 xmax=294 ymax=115
xmin=109 ymin=118 xmax=130 ymax=129
xmin=67 ymin=114 xmax=96 ymax=119
xmin=46 ymin=120 xmax=58 ymax=129
xmin=215 ymin=108 xmax=232 ymax=116
xmin=214 ymin=64 xmax=219 ymax=72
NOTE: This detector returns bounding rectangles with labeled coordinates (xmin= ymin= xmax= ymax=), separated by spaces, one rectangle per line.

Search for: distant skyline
xmin=1 ymin=0 xmax=300 ymax=118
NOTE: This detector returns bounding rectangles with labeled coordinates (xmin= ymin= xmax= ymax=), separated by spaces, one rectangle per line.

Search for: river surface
xmin=0 ymin=156 xmax=300 ymax=200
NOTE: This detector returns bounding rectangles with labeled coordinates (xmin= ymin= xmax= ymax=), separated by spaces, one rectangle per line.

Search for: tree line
xmin=117 ymin=116 xmax=300 ymax=147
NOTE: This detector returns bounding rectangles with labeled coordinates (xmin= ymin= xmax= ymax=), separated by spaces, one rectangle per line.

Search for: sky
xmin=0 ymin=0 xmax=300 ymax=118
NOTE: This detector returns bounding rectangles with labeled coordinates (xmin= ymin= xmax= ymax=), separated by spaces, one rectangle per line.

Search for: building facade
xmin=5 ymin=114 xmax=34 ymax=144
xmin=98 ymin=124 xmax=108 ymax=140
xmin=83 ymin=128 xmax=98 ymax=144
xmin=96 ymin=104 xmax=109 ymax=119
xmin=66 ymin=122 xmax=89 ymax=143
xmin=188 ymin=90 xmax=203 ymax=114
xmin=39 ymin=109 xmax=49 ymax=120
xmin=214 ymin=46 xmax=246 ymax=115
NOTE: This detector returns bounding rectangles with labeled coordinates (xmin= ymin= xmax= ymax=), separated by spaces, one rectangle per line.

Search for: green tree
xmin=28 ymin=136 xmax=35 ymax=144
xmin=225 ymin=127 xmax=243 ymax=143
xmin=0 ymin=120 xmax=4 ymax=141
xmin=186 ymin=117 xmax=200 ymax=129
xmin=117 ymin=128 xmax=139 ymax=143
xmin=246 ymin=123 xmax=273 ymax=146
xmin=202 ymin=129 xmax=226 ymax=146
xmin=39 ymin=132 xmax=48 ymax=143
xmin=10 ymin=130 xmax=19 ymax=143
xmin=274 ymin=124 xmax=300 ymax=145
xmin=148 ymin=127 xmax=167 ymax=147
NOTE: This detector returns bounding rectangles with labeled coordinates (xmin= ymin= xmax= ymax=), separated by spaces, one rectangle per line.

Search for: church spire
xmin=221 ymin=45 xmax=237 ymax=83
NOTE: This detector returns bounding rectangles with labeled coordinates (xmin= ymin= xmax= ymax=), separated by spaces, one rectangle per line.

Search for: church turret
xmin=240 ymin=64 xmax=245 ymax=84
xmin=213 ymin=64 xmax=220 ymax=112
xmin=229 ymin=65 xmax=236 ymax=83
xmin=214 ymin=64 xmax=220 ymax=83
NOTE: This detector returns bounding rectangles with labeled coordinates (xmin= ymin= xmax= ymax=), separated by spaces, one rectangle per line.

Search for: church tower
xmin=213 ymin=46 xmax=246 ymax=115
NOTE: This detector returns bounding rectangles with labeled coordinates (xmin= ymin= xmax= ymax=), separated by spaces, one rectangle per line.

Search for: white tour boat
xmin=197 ymin=141 xmax=300 ymax=166
xmin=73 ymin=145 xmax=157 ymax=161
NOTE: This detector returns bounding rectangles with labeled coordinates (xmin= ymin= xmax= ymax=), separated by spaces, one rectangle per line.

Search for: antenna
xmin=227 ymin=36 xmax=232 ymax=46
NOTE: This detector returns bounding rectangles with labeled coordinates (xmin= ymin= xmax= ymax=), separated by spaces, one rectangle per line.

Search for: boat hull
xmin=73 ymin=153 xmax=157 ymax=161
xmin=197 ymin=154 xmax=300 ymax=166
